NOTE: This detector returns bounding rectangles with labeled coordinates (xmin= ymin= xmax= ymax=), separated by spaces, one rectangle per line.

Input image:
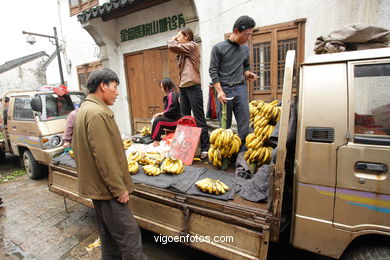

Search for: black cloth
xmin=52 ymin=153 xmax=76 ymax=168
xmin=233 ymin=158 xmax=273 ymax=202
xmin=179 ymin=84 xmax=210 ymax=152
xmin=151 ymin=117 xmax=177 ymax=141
xmin=163 ymin=91 xmax=181 ymax=120
xmin=131 ymin=165 xmax=206 ymax=190
xmin=92 ymin=199 xmax=146 ymax=260
xmin=186 ymin=169 xmax=236 ymax=201
xmin=209 ymin=39 xmax=250 ymax=85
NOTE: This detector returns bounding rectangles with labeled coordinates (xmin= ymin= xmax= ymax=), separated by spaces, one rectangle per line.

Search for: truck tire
xmin=343 ymin=245 xmax=390 ymax=260
xmin=22 ymin=150 xmax=46 ymax=180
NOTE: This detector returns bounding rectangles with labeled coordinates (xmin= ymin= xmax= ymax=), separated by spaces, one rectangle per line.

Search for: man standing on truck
xmin=209 ymin=15 xmax=258 ymax=146
xmin=73 ymin=68 xmax=146 ymax=260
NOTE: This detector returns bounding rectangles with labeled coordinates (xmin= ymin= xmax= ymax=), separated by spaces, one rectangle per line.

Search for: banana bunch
xmin=195 ymin=178 xmax=230 ymax=195
xmin=244 ymin=146 xmax=273 ymax=166
xmin=160 ymin=157 xmax=185 ymax=175
xmin=141 ymin=126 xmax=151 ymax=136
xmin=249 ymin=99 xmax=280 ymax=127
xmin=128 ymin=161 xmax=139 ymax=175
xmin=143 ymin=164 xmax=161 ymax=176
xmin=123 ymin=139 xmax=133 ymax=150
xmin=127 ymin=151 xmax=142 ymax=162
xmin=245 ymin=125 xmax=276 ymax=150
xmin=208 ymin=146 xmax=222 ymax=167
xmin=208 ymin=128 xmax=242 ymax=167
xmin=245 ymin=99 xmax=280 ymax=167
xmin=139 ymin=152 xmax=165 ymax=165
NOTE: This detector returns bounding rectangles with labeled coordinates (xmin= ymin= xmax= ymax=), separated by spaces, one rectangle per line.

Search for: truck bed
xmin=48 ymin=162 xmax=271 ymax=260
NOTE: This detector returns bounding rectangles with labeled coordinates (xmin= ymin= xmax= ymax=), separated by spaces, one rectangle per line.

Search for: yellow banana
xmin=245 ymin=133 xmax=256 ymax=144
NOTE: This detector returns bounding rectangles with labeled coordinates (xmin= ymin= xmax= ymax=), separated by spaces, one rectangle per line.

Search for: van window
xmin=354 ymin=62 xmax=390 ymax=144
xmin=13 ymin=97 xmax=35 ymax=121
xmin=39 ymin=93 xmax=84 ymax=121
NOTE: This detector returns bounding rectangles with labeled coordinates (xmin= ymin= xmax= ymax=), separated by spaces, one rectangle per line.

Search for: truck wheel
xmin=343 ymin=244 xmax=390 ymax=260
xmin=23 ymin=150 xmax=46 ymax=180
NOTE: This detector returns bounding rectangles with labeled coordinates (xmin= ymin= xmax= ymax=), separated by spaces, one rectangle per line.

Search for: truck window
xmin=39 ymin=93 xmax=83 ymax=121
xmin=13 ymin=97 xmax=35 ymax=121
xmin=354 ymin=62 xmax=390 ymax=145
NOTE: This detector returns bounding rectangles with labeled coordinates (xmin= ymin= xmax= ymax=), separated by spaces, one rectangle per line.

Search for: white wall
xmin=0 ymin=57 xmax=48 ymax=97
xmin=45 ymin=0 xmax=101 ymax=90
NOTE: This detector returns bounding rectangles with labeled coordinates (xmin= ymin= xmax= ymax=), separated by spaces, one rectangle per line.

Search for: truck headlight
xmin=41 ymin=135 xmax=63 ymax=150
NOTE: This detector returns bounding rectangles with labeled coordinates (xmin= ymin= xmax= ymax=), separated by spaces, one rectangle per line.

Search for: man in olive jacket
xmin=73 ymin=68 xmax=146 ymax=260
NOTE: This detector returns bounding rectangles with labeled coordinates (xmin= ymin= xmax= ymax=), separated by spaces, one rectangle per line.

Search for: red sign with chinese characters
xmin=168 ymin=125 xmax=201 ymax=165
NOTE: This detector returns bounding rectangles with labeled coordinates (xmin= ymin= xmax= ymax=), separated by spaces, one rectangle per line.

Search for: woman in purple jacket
xmin=151 ymin=78 xmax=181 ymax=146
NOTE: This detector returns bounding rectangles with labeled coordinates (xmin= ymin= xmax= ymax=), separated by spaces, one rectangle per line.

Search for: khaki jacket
xmin=168 ymin=39 xmax=201 ymax=87
xmin=73 ymin=95 xmax=134 ymax=200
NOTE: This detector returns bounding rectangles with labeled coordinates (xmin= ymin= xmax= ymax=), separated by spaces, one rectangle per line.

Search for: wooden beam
xmin=267 ymin=50 xmax=295 ymax=241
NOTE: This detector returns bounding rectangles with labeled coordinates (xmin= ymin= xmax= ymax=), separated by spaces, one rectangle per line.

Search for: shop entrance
xmin=125 ymin=47 xmax=180 ymax=134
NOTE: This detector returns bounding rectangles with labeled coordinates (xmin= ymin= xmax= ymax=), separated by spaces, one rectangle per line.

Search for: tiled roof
xmin=77 ymin=0 xmax=136 ymax=23
xmin=77 ymin=0 xmax=169 ymax=23
xmin=0 ymin=51 xmax=48 ymax=74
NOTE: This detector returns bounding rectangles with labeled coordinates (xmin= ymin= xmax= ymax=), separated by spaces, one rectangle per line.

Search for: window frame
xmin=76 ymin=61 xmax=103 ymax=93
xmin=13 ymin=97 xmax=36 ymax=122
xmin=247 ymin=19 xmax=305 ymax=101
xmin=348 ymin=59 xmax=390 ymax=146
xmin=69 ymin=0 xmax=98 ymax=16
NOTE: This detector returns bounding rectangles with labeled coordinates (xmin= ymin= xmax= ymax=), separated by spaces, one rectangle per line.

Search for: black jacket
xmin=163 ymin=91 xmax=181 ymax=120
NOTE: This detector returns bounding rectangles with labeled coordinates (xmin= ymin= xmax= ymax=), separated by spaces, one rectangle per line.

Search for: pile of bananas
xmin=141 ymin=126 xmax=151 ymax=136
xmin=143 ymin=164 xmax=161 ymax=176
xmin=128 ymin=161 xmax=139 ymax=175
xmin=245 ymin=99 xmax=280 ymax=166
xmin=160 ymin=157 xmax=185 ymax=175
xmin=195 ymin=178 xmax=230 ymax=195
xmin=127 ymin=151 xmax=142 ymax=162
xmin=208 ymin=128 xmax=242 ymax=167
xmin=244 ymin=146 xmax=273 ymax=166
xmin=249 ymin=100 xmax=280 ymax=127
xmin=139 ymin=152 xmax=165 ymax=165
xmin=123 ymin=139 xmax=133 ymax=150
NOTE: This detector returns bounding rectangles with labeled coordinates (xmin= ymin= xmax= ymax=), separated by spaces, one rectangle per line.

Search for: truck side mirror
xmin=30 ymin=97 xmax=42 ymax=113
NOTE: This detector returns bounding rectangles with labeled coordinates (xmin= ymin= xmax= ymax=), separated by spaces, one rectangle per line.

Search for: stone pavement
xmin=0 ymin=174 xmax=218 ymax=260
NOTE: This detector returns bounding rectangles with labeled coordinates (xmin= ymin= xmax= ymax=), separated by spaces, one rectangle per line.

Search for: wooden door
xmin=125 ymin=47 xmax=180 ymax=134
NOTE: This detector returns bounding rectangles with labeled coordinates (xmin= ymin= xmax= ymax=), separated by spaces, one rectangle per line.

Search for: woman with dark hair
xmin=168 ymin=27 xmax=210 ymax=158
xmin=151 ymin=77 xmax=181 ymax=146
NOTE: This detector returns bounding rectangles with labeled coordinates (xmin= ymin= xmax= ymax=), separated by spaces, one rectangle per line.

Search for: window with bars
xmin=249 ymin=19 xmax=305 ymax=101
xmin=69 ymin=0 xmax=98 ymax=16
xmin=277 ymin=39 xmax=298 ymax=89
xmin=77 ymin=61 xmax=102 ymax=92
xmin=253 ymin=42 xmax=271 ymax=91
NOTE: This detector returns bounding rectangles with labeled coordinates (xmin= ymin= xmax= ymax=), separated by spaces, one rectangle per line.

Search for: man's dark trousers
xmin=179 ymin=84 xmax=210 ymax=152
xmin=92 ymin=199 xmax=146 ymax=260
xmin=217 ymin=84 xmax=250 ymax=147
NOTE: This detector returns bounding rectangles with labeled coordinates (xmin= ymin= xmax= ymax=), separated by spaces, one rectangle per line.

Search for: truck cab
xmin=292 ymin=48 xmax=390 ymax=259
xmin=0 ymin=89 xmax=85 ymax=179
